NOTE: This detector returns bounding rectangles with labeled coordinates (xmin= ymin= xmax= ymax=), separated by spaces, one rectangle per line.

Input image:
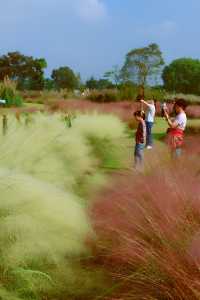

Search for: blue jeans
xmin=146 ymin=121 xmax=154 ymax=147
xmin=172 ymin=148 xmax=182 ymax=159
xmin=134 ymin=143 xmax=145 ymax=167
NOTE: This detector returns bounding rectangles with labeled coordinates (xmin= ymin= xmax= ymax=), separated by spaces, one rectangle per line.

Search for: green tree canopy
xmin=86 ymin=77 xmax=113 ymax=90
xmin=85 ymin=77 xmax=99 ymax=89
xmin=104 ymin=65 xmax=122 ymax=87
xmin=162 ymin=58 xmax=200 ymax=95
xmin=51 ymin=66 xmax=79 ymax=90
xmin=0 ymin=52 xmax=47 ymax=90
xmin=44 ymin=78 xmax=55 ymax=90
xmin=122 ymin=43 xmax=164 ymax=91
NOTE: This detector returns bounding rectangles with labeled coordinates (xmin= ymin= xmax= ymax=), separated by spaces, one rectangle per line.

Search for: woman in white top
xmin=140 ymin=99 xmax=156 ymax=149
xmin=164 ymin=99 xmax=187 ymax=158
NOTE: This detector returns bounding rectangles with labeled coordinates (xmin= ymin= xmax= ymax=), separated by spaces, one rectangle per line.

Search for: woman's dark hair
xmin=174 ymin=98 xmax=187 ymax=110
xmin=134 ymin=110 xmax=145 ymax=120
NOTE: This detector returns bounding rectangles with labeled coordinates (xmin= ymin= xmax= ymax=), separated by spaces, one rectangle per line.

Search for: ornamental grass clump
xmin=71 ymin=113 xmax=126 ymax=170
xmin=91 ymin=156 xmax=200 ymax=300
xmin=0 ymin=112 xmax=126 ymax=300
xmin=0 ymin=113 xmax=126 ymax=192
xmin=0 ymin=77 xmax=23 ymax=107
xmin=0 ymin=169 xmax=91 ymax=300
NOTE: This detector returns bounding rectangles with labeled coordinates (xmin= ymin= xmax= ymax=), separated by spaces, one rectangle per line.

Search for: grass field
xmin=0 ymin=108 xmax=199 ymax=299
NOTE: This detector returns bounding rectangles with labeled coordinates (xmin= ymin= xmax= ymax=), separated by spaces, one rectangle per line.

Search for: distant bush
xmin=145 ymin=86 xmax=166 ymax=101
xmin=165 ymin=93 xmax=200 ymax=105
xmin=119 ymin=83 xmax=138 ymax=100
xmin=118 ymin=84 xmax=165 ymax=101
xmin=0 ymin=77 xmax=23 ymax=107
xmin=21 ymin=89 xmax=80 ymax=105
xmin=87 ymin=86 xmax=166 ymax=102
xmin=87 ymin=89 xmax=119 ymax=103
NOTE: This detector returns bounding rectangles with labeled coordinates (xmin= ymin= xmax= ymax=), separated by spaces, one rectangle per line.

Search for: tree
xmin=51 ymin=67 xmax=78 ymax=90
xmin=85 ymin=77 xmax=99 ymax=89
xmin=86 ymin=77 xmax=113 ymax=90
xmin=44 ymin=78 xmax=55 ymax=90
xmin=0 ymin=52 xmax=47 ymax=90
xmin=162 ymin=58 xmax=200 ymax=95
xmin=97 ymin=79 xmax=113 ymax=89
xmin=104 ymin=65 xmax=122 ymax=87
xmin=122 ymin=43 xmax=165 ymax=96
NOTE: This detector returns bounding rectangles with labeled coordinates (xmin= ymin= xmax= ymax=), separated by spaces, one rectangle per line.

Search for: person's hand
xmin=163 ymin=108 xmax=169 ymax=119
xmin=140 ymin=99 xmax=145 ymax=103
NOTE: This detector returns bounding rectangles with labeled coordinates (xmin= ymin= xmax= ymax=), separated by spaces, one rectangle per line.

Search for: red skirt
xmin=167 ymin=128 xmax=184 ymax=150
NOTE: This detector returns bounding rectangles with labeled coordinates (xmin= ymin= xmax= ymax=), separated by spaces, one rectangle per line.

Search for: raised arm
xmin=140 ymin=99 xmax=152 ymax=108
xmin=164 ymin=110 xmax=178 ymax=129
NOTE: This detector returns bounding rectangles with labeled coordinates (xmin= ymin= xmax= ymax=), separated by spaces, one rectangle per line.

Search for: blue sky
xmin=1 ymin=0 xmax=200 ymax=80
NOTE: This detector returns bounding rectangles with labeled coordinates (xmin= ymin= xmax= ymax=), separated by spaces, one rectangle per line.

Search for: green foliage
xmin=86 ymin=77 xmax=99 ymax=89
xmin=104 ymin=65 xmax=122 ymax=86
xmin=145 ymin=86 xmax=166 ymax=101
xmin=119 ymin=82 xmax=138 ymax=100
xmin=165 ymin=92 xmax=200 ymax=105
xmin=0 ymin=52 xmax=47 ymax=90
xmin=0 ymin=77 xmax=23 ymax=107
xmin=87 ymin=89 xmax=119 ymax=102
xmin=162 ymin=58 xmax=200 ymax=95
xmin=122 ymin=43 xmax=165 ymax=87
xmin=86 ymin=77 xmax=113 ymax=90
xmin=44 ymin=78 xmax=55 ymax=90
xmin=51 ymin=66 xmax=79 ymax=91
xmin=86 ymin=85 xmax=165 ymax=102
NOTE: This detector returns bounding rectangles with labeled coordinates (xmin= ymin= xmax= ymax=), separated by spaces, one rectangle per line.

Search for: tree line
xmin=0 ymin=52 xmax=80 ymax=91
xmin=1 ymin=46 xmax=200 ymax=95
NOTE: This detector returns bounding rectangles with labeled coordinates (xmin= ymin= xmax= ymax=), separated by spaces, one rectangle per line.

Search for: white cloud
xmin=0 ymin=0 xmax=107 ymax=24
xmin=72 ymin=0 xmax=107 ymax=21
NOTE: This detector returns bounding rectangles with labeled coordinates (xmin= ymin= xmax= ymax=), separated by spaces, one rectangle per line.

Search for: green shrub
xmin=165 ymin=92 xmax=200 ymax=105
xmin=119 ymin=83 xmax=138 ymax=100
xmin=145 ymin=86 xmax=166 ymax=101
xmin=22 ymin=89 xmax=81 ymax=105
xmin=87 ymin=89 xmax=119 ymax=102
xmin=0 ymin=77 xmax=23 ymax=107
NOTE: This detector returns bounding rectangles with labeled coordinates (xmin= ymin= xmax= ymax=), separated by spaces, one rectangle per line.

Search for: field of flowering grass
xmin=0 ymin=104 xmax=199 ymax=299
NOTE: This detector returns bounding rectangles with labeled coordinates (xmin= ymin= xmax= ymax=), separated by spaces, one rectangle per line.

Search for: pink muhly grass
xmin=48 ymin=99 xmax=141 ymax=122
xmin=90 ymin=159 xmax=200 ymax=300
xmin=186 ymin=105 xmax=200 ymax=119
xmin=184 ymin=136 xmax=200 ymax=155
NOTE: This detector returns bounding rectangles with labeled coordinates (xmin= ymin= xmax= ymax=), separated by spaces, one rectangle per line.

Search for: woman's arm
xmin=140 ymin=99 xmax=151 ymax=108
xmin=164 ymin=111 xmax=178 ymax=128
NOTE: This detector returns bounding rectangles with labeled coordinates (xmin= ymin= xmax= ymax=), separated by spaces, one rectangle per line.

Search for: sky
xmin=1 ymin=0 xmax=200 ymax=80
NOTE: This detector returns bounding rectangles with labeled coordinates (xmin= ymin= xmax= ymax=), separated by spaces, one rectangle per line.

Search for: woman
xmin=164 ymin=98 xmax=187 ymax=158
xmin=140 ymin=99 xmax=156 ymax=149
